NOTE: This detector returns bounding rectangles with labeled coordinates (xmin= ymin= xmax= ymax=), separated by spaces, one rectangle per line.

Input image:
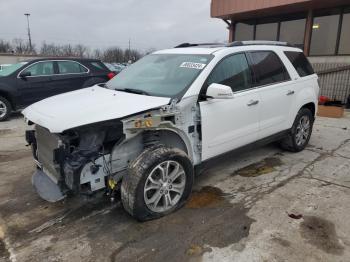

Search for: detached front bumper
xmin=32 ymin=169 xmax=65 ymax=202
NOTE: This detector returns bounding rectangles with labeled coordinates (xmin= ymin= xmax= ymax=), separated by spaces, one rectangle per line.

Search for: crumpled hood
xmin=22 ymin=86 xmax=170 ymax=133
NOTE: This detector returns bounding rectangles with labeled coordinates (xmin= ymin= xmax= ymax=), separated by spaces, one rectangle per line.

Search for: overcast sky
xmin=0 ymin=0 xmax=228 ymax=51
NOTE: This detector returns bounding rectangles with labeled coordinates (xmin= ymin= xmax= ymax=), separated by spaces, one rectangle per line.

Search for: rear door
xmin=16 ymin=61 xmax=55 ymax=106
xmin=247 ymin=51 xmax=295 ymax=139
xmin=49 ymin=60 xmax=90 ymax=95
xmin=200 ymin=53 xmax=261 ymax=160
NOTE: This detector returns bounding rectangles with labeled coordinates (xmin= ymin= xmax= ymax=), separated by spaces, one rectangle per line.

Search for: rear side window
xmin=249 ymin=51 xmax=290 ymax=86
xmin=207 ymin=53 xmax=252 ymax=92
xmin=57 ymin=61 xmax=88 ymax=74
xmin=284 ymin=51 xmax=314 ymax=77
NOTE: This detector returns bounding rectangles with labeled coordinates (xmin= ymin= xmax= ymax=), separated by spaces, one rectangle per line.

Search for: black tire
xmin=0 ymin=96 xmax=12 ymax=121
xmin=280 ymin=108 xmax=314 ymax=152
xmin=121 ymin=145 xmax=194 ymax=221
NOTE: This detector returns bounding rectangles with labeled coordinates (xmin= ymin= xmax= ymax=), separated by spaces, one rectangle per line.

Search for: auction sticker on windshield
xmin=180 ymin=62 xmax=206 ymax=70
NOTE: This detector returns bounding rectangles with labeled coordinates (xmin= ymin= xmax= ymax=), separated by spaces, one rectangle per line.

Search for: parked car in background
xmin=0 ymin=64 xmax=12 ymax=71
xmin=104 ymin=62 xmax=127 ymax=74
xmin=103 ymin=62 xmax=119 ymax=75
xmin=23 ymin=41 xmax=319 ymax=221
xmin=0 ymin=58 xmax=115 ymax=121
xmin=113 ymin=63 xmax=127 ymax=73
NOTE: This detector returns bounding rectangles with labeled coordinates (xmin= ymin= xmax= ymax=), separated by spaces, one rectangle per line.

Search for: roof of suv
xmin=155 ymin=41 xmax=303 ymax=55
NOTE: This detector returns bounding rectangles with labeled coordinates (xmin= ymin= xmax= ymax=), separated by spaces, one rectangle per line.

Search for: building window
xmin=339 ymin=8 xmax=350 ymax=55
xmin=255 ymin=23 xmax=278 ymax=41
xmin=279 ymin=19 xmax=306 ymax=49
xmin=310 ymin=10 xmax=340 ymax=56
xmin=235 ymin=23 xmax=254 ymax=41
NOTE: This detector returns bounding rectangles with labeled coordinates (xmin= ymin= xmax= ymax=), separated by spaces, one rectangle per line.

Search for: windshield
xmin=106 ymin=54 xmax=213 ymax=97
xmin=0 ymin=62 xmax=27 ymax=77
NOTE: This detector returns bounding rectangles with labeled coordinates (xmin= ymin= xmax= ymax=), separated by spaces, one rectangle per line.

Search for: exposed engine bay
xmin=25 ymin=98 xmax=201 ymax=202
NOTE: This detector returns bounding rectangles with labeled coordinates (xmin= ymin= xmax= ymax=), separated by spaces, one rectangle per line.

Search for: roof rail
xmin=174 ymin=43 xmax=225 ymax=48
xmin=226 ymin=41 xmax=295 ymax=48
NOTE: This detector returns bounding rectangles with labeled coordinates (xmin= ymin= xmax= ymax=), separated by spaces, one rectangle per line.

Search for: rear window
xmin=249 ymin=51 xmax=290 ymax=86
xmin=284 ymin=51 xmax=314 ymax=77
xmin=89 ymin=61 xmax=108 ymax=71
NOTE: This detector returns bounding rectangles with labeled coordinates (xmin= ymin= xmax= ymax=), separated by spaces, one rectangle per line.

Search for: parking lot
xmin=0 ymin=113 xmax=350 ymax=262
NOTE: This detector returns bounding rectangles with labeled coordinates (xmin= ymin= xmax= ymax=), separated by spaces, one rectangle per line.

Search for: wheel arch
xmin=155 ymin=129 xmax=192 ymax=159
xmin=111 ymin=128 xmax=193 ymax=178
xmin=0 ymin=90 xmax=15 ymax=110
xmin=301 ymin=102 xmax=316 ymax=119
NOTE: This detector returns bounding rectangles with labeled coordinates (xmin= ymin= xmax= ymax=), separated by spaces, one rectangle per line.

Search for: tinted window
xmin=284 ymin=51 xmax=314 ymax=77
xmin=249 ymin=51 xmax=290 ymax=86
xmin=310 ymin=12 xmax=340 ymax=55
xmin=279 ymin=19 xmax=306 ymax=49
xmin=235 ymin=23 xmax=254 ymax=41
xmin=23 ymin=61 xmax=54 ymax=76
xmin=57 ymin=61 xmax=87 ymax=74
xmin=339 ymin=9 xmax=350 ymax=55
xmin=90 ymin=62 xmax=107 ymax=71
xmin=207 ymin=53 xmax=252 ymax=92
xmin=255 ymin=23 xmax=278 ymax=41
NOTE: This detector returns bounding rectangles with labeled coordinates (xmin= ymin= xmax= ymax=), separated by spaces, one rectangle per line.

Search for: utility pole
xmin=128 ymin=38 xmax=131 ymax=62
xmin=24 ymin=13 xmax=32 ymax=52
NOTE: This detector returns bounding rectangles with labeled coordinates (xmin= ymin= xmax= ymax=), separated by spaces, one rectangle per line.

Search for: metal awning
xmin=211 ymin=0 xmax=349 ymax=20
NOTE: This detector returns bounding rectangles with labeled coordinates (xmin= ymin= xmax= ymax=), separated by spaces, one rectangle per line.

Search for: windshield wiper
xmin=115 ymin=88 xmax=150 ymax=96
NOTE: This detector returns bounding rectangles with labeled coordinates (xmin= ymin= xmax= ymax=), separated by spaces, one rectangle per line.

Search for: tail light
xmin=107 ymin=72 xmax=116 ymax=80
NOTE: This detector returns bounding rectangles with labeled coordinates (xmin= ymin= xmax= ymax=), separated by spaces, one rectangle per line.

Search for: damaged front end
xmin=26 ymin=121 xmax=124 ymax=202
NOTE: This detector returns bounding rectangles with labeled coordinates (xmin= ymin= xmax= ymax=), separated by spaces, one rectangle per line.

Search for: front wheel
xmin=0 ymin=96 xmax=11 ymax=121
xmin=121 ymin=145 xmax=194 ymax=221
xmin=280 ymin=108 xmax=314 ymax=152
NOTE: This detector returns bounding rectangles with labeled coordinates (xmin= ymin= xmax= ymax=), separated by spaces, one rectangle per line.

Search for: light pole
xmin=24 ymin=13 xmax=32 ymax=52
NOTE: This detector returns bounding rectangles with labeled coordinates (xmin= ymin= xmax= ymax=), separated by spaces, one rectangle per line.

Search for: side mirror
xmin=20 ymin=71 xmax=31 ymax=78
xmin=206 ymin=83 xmax=234 ymax=100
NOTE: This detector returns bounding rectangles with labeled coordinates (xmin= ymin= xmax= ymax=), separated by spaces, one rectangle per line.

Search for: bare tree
xmin=40 ymin=42 xmax=61 ymax=56
xmin=61 ymin=44 xmax=74 ymax=57
xmin=13 ymin=38 xmax=35 ymax=54
xmin=0 ymin=39 xmax=12 ymax=53
xmin=123 ymin=48 xmax=142 ymax=62
xmin=73 ymin=44 xmax=89 ymax=57
xmin=102 ymin=47 xmax=124 ymax=63
xmin=1 ymin=38 xmax=145 ymax=62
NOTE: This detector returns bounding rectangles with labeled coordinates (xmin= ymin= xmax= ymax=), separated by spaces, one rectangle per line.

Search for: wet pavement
xmin=1 ymin=113 xmax=350 ymax=262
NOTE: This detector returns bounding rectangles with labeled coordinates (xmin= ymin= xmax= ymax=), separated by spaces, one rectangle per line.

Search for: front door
xmin=17 ymin=61 xmax=55 ymax=106
xmin=199 ymin=53 xmax=261 ymax=161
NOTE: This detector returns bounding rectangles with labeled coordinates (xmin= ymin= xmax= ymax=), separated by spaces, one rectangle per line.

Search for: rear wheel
xmin=280 ymin=108 xmax=314 ymax=152
xmin=121 ymin=145 xmax=194 ymax=221
xmin=0 ymin=96 xmax=11 ymax=121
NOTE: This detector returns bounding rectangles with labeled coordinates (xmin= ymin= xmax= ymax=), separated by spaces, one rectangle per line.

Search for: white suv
xmin=23 ymin=41 xmax=319 ymax=221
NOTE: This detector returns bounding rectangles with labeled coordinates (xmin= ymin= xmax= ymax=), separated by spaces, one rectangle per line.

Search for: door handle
xmin=287 ymin=90 xmax=295 ymax=96
xmin=247 ymin=100 xmax=259 ymax=106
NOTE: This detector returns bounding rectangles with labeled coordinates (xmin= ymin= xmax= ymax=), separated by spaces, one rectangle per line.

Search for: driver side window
xmin=23 ymin=61 xmax=54 ymax=76
xmin=207 ymin=53 xmax=252 ymax=92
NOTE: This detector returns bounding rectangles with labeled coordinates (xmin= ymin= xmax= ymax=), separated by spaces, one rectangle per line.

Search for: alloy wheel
xmin=295 ymin=115 xmax=311 ymax=146
xmin=144 ymin=160 xmax=186 ymax=213
xmin=0 ymin=101 xmax=7 ymax=119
